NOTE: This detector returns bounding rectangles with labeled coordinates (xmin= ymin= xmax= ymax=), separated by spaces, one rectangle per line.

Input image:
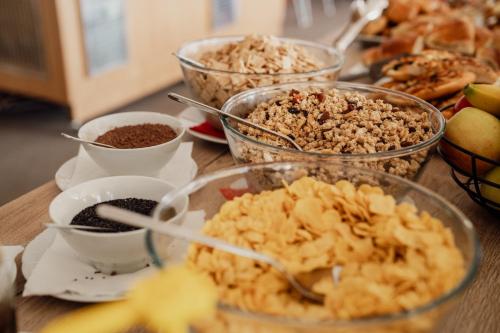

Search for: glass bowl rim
xmin=175 ymin=35 xmax=344 ymax=77
xmin=220 ymin=81 xmax=446 ymax=160
xmin=145 ymin=161 xmax=480 ymax=328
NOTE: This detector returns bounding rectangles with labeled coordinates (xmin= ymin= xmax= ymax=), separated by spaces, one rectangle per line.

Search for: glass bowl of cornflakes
xmin=176 ymin=35 xmax=343 ymax=128
xmin=146 ymin=162 xmax=479 ymax=333
xmin=220 ymin=81 xmax=445 ymax=180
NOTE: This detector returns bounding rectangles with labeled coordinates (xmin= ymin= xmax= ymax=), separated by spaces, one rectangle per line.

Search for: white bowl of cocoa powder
xmin=78 ymin=111 xmax=185 ymax=176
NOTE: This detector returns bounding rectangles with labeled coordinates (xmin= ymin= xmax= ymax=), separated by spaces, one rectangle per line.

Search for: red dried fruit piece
xmin=219 ymin=188 xmax=250 ymax=200
xmin=292 ymin=95 xmax=302 ymax=104
xmin=289 ymin=89 xmax=302 ymax=104
xmin=314 ymin=92 xmax=325 ymax=103
xmin=318 ymin=112 xmax=330 ymax=124
xmin=347 ymin=103 xmax=356 ymax=111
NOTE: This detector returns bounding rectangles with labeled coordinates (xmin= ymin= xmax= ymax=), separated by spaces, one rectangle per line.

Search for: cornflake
xmin=187 ymin=177 xmax=464 ymax=320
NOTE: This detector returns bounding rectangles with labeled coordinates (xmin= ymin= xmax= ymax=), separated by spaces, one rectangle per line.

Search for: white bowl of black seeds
xmin=70 ymin=198 xmax=158 ymax=233
xmin=49 ymin=176 xmax=188 ymax=274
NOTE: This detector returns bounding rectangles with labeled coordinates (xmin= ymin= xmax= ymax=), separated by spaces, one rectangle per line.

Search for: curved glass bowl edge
xmin=144 ymin=161 xmax=480 ymax=329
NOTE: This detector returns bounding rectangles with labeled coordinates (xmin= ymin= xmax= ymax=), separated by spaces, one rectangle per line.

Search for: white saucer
xmin=55 ymin=158 xmax=77 ymax=191
xmin=22 ymin=229 xmax=55 ymax=279
xmin=22 ymin=229 xmax=126 ymax=303
xmin=54 ymin=146 xmax=198 ymax=191
xmin=179 ymin=107 xmax=228 ymax=145
xmin=187 ymin=128 xmax=228 ymax=145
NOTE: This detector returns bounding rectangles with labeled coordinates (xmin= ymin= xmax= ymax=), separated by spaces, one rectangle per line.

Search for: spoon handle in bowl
xmin=61 ymin=133 xmax=115 ymax=149
xmin=97 ymin=204 xmax=325 ymax=302
xmin=97 ymin=205 xmax=276 ymax=265
xmin=167 ymin=93 xmax=303 ymax=151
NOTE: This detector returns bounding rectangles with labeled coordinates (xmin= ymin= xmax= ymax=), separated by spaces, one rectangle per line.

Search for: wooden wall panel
xmin=0 ymin=0 xmax=286 ymax=122
xmin=0 ymin=0 xmax=67 ymax=103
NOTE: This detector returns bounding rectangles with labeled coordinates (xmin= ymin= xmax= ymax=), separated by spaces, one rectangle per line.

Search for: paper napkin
xmin=23 ymin=211 xmax=205 ymax=298
xmin=0 ymin=246 xmax=24 ymax=284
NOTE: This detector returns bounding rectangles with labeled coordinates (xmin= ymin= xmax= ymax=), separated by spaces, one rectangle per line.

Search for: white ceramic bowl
xmin=49 ymin=176 xmax=188 ymax=274
xmin=78 ymin=111 xmax=185 ymax=176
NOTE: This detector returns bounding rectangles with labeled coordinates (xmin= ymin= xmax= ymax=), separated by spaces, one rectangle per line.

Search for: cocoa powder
xmin=95 ymin=123 xmax=177 ymax=149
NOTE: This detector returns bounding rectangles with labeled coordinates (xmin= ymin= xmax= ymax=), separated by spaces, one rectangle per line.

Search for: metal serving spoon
xmin=61 ymin=133 xmax=115 ymax=149
xmin=335 ymin=0 xmax=388 ymax=52
xmin=97 ymin=204 xmax=324 ymax=302
xmin=44 ymin=223 xmax=114 ymax=232
xmin=167 ymin=93 xmax=303 ymax=151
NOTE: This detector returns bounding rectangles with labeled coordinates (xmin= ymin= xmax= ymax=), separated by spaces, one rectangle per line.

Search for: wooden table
xmin=0 ymin=139 xmax=232 ymax=332
xmin=1 ymin=136 xmax=499 ymax=332
xmin=1 ymin=34 xmax=499 ymax=331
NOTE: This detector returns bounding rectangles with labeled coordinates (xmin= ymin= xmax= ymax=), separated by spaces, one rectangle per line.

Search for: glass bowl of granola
xmin=147 ymin=162 xmax=479 ymax=333
xmin=220 ymin=81 xmax=446 ymax=180
xmin=176 ymin=35 xmax=344 ymax=128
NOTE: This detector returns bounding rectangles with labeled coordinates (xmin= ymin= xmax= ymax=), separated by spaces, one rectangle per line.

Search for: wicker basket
xmin=438 ymin=137 xmax=500 ymax=212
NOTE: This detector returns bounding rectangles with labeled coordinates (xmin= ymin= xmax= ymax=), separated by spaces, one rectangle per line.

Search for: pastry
xmin=381 ymin=71 xmax=475 ymax=101
xmin=382 ymin=50 xmax=498 ymax=83
xmin=476 ymin=46 xmax=500 ymax=70
xmin=475 ymin=27 xmax=494 ymax=50
xmin=424 ymin=17 xmax=476 ymax=55
xmin=386 ymin=0 xmax=421 ymax=23
xmin=362 ymin=36 xmax=420 ymax=65
xmin=362 ymin=16 xmax=388 ymax=36
xmin=430 ymin=91 xmax=464 ymax=110
xmin=390 ymin=15 xmax=446 ymax=38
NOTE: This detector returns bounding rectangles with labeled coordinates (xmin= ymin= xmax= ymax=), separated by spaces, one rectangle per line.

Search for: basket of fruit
xmin=438 ymin=83 xmax=500 ymax=212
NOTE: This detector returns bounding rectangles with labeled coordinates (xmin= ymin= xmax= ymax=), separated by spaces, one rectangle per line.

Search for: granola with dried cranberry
xmin=239 ymin=88 xmax=434 ymax=154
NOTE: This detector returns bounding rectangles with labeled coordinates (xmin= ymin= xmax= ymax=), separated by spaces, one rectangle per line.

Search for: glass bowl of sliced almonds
xmin=176 ymin=35 xmax=343 ymax=129
xmin=147 ymin=162 xmax=479 ymax=333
